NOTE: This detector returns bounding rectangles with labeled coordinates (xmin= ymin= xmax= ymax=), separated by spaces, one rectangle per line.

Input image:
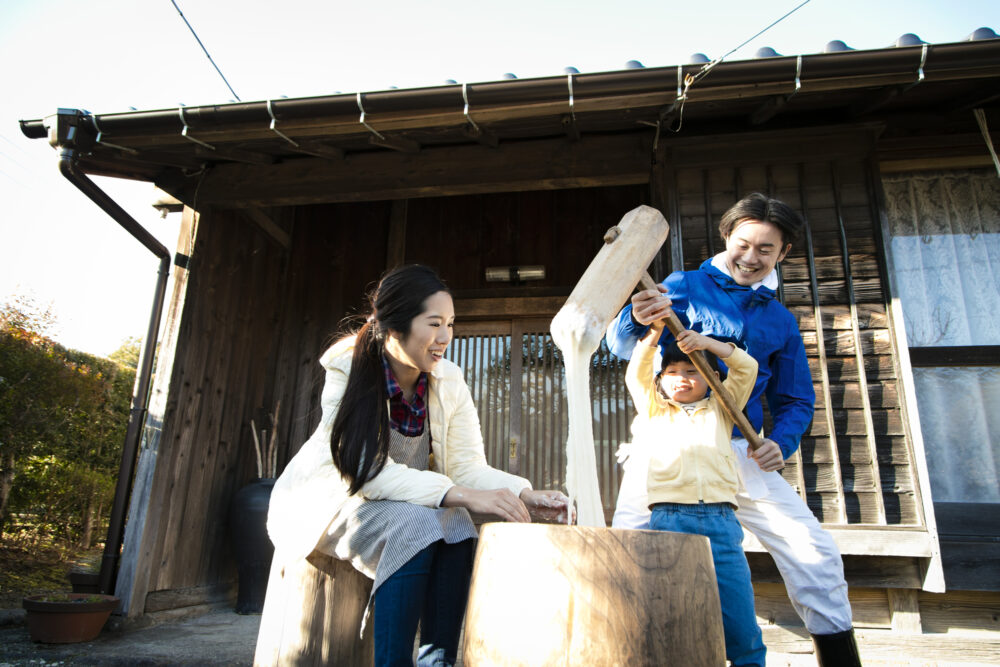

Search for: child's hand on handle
xmin=750 ymin=439 xmax=785 ymax=472
xmin=443 ymin=486 xmax=531 ymax=522
xmin=631 ymin=284 xmax=672 ymax=326
xmin=674 ymin=329 xmax=710 ymax=353
xmin=676 ymin=329 xmax=734 ymax=360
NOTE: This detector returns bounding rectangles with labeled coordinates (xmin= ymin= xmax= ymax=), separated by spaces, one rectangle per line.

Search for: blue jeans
xmin=373 ymin=538 xmax=475 ymax=667
xmin=650 ymin=502 xmax=766 ymax=667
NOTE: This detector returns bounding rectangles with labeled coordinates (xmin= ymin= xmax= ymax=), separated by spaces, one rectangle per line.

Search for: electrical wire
xmin=168 ymin=0 xmax=241 ymax=102
xmin=667 ymin=0 xmax=812 ymax=133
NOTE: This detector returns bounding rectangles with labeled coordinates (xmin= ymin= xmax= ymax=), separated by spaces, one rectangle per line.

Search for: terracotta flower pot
xmin=22 ymin=593 xmax=119 ymax=643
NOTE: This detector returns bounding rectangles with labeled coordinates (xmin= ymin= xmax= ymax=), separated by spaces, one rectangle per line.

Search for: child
xmin=623 ymin=322 xmax=764 ymax=667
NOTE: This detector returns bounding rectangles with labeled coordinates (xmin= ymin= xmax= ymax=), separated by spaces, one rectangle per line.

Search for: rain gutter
xmin=17 ymin=39 xmax=1000 ymax=143
xmin=48 ymin=108 xmax=171 ymax=596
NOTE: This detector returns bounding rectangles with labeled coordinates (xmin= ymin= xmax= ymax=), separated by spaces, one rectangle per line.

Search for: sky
xmin=1 ymin=0 xmax=998 ymax=357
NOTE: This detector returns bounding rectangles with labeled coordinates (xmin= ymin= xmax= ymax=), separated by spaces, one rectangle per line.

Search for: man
xmin=607 ymin=193 xmax=861 ymax=666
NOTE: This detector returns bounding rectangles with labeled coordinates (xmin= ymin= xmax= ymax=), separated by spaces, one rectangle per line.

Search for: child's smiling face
xmin=659 ymin=360 xmax=710 ymax=404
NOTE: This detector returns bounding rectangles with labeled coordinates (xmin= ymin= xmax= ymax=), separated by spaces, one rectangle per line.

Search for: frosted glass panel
xmin=912 ymin=366 xmax=1000 ymax=503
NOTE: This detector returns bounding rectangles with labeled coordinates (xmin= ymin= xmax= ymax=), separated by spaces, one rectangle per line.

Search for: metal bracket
xmin=178 ymin=106 xmax=215 ymax=150
xmin=267 ymin=99 xmax=300 ymax=147
xmin=356 ymin=93 xmax=386 ymax=140
xmin=463 ymin=83 xmax=482 ymax=134
xmin=92 ymin=115 xmax=139 ymax=154
xmin=917 ymin=43 xmax=928 ymax=83
xmin=567 ymin=72 xmax=577 ymax=124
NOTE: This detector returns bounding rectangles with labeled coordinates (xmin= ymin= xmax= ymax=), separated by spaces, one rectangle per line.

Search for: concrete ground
xmin=0 ymin=605 xmax=258 ymax=666
xmin=2 ymin=605 xmax=994 ymax=666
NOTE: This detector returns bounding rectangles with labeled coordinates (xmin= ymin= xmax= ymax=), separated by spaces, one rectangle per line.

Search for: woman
xmin=606 ymin=193 xmax=861 ymax=666
xmin=267 ymin=264 xmax=569 ymax=667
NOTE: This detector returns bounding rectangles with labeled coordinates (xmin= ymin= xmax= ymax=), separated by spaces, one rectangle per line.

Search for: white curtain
xmin=882 ymin=170 xmax=1000 ymax=502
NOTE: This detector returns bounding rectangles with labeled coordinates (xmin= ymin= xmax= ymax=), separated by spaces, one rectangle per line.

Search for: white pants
xmin=612 ymin=441 xmax=853 ymax=635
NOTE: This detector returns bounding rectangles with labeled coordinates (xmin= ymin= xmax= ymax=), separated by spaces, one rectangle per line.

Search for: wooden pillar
xmin=888 ymin=588 xmax=923 ymax=634
xmin=254 ymin=552 xmax=374 ymax=666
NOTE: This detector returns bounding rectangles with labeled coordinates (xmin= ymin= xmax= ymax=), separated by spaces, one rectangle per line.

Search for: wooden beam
xmin=293 ymin=140 xmax=344 ymax=160
xmin=561 ymin=113 xmax=581 ymax=141
xmin=369 ymin=134 xmax=420 ymax=153
xmin=152 ymin=191 xmax=183 ymax=214
xmin=193 ymin=145 xmax=276 ymax=166
xmin=749 ymin=94 xmax=790 ymax=125
xmin=242 ymin=208 xmax=291 ymax=249
xmin=182 ymin=133 xmax=652 ymax=207
xmin=461 ymin=123 xmax=499 ymax=148
xmin=851 ymin=86 xmax=903 ymax=117
xmin=743 ymin=527 xmax=935 ymax=558
xmin=454 ymin=296 xmax=566 ymax=320
xmin=878 ymin=154 xmax=996 ymax=173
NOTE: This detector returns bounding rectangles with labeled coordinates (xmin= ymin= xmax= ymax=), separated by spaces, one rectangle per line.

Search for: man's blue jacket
xmin=605 ymin=258 xmax=815 ymax=458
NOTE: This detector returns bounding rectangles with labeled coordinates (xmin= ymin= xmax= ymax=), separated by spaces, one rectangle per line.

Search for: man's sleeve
xmin=765 ymin=319 xmax=816 ymax=458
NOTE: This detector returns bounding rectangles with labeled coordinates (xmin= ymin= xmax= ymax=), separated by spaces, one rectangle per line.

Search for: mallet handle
xmin=638 ymin=273 xmax=764 ymax=451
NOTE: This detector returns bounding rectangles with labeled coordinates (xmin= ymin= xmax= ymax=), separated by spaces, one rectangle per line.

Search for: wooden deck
xmin=757 ymin=583 xmax=1000 ymax=666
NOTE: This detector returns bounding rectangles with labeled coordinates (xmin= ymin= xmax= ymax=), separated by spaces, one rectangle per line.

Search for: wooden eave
xmin=18 ymin=38 xmax=1000 ymax=208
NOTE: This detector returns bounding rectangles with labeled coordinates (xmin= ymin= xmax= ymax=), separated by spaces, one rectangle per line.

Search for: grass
xmin=0 ymin=523 xmax=103 ymax=609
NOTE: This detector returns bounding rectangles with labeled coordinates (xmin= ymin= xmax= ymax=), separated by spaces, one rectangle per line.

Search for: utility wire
xmin=168 ymin=0 xmax=241 ymax=102
xmin=665 ymin=0 xmax=812 ymax=133
xmin=692 ymin=0 xmax=813 ymax=87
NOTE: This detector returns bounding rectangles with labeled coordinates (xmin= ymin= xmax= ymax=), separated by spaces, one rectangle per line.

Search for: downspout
xmin=49 ymin=109 xmax=171 ymax=595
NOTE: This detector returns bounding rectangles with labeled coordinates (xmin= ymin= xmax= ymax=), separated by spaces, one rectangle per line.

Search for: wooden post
xmin=254 ymin=552 xmax=374 ymax=666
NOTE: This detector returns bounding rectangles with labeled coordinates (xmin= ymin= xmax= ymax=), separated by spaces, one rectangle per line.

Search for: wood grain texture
xmin=253 ymin=553 xmax=374 ymax=667
xmin=462 ymin=523 xmax=725 ymax=666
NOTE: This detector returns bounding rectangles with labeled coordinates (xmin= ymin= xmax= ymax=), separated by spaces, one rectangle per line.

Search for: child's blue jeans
xmin=650 ymin=501 xmax=766 ymax=667
xmin=373 ymin=538 xmax=475 ymax=667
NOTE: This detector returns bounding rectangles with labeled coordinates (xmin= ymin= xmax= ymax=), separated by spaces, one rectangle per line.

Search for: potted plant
xmin=22 ymin=593 xmax=119 ymax=643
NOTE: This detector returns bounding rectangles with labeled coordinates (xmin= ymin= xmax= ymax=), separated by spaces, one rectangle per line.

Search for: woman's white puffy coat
xmin=267 ymin=336 xmax=531 ymax=561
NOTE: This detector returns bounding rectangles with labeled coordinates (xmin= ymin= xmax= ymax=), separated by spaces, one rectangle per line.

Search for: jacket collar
xmin=701 ymin=254 xmax=778 ymax=304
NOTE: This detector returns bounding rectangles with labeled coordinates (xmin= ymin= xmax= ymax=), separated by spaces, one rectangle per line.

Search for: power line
xmin=168 ymin=0 xmax=241 ymax=102
xmin=666 ymin=0 xmax=812 ymax=133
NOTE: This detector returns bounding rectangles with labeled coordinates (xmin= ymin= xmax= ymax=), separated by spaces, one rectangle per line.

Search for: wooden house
xmin=19 ymin=29 xmax=1000 ymax=663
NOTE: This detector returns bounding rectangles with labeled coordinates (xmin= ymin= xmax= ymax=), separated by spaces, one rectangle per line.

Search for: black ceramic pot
xmin=230 ymin=477 xmax=276 ymax=614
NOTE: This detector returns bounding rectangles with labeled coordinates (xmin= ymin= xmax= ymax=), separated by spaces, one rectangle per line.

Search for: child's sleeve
xmin=625 ymin=344 xmax=658 ymax=414
xmin=719 ymin=345 xmax=758 ymax=410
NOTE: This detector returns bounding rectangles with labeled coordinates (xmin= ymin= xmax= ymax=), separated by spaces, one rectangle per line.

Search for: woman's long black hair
xmin=330 ymin=264 xmax=450 ymax=494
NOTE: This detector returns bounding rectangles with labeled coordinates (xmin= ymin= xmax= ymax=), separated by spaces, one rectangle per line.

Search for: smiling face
xmin=384 ymin=290 xmax=454 ymax=379
xmin=723 ymin=219 xmax=791 ymax=286
xmin=659 ymin=360 xmax=711 ymax=404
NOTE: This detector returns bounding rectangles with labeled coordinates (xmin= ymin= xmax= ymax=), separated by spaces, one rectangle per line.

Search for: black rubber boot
xmin=811 ymin=628 xmax=862 ymax=666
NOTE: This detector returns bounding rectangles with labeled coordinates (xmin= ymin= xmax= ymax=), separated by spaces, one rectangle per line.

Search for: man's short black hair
xmin=719 ymin=192 xmax=805 ymax=247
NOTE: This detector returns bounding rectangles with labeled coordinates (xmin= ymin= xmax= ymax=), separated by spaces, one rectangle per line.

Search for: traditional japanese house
xmin=19 ymin=27 xmax=1000 ymax=663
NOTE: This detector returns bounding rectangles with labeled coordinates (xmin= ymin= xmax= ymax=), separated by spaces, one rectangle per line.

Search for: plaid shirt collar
xmin=382 ymin=354 xmax=428 ymax=436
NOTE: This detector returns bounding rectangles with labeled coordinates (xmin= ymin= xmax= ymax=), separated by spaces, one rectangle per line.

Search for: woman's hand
xmin=520 ymin=489 xmax=575 ymax=524
xmin=442 ymin=486 xmax=531 ymax=522
xmin=631 ymin=285 xmax=672 ymax=326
